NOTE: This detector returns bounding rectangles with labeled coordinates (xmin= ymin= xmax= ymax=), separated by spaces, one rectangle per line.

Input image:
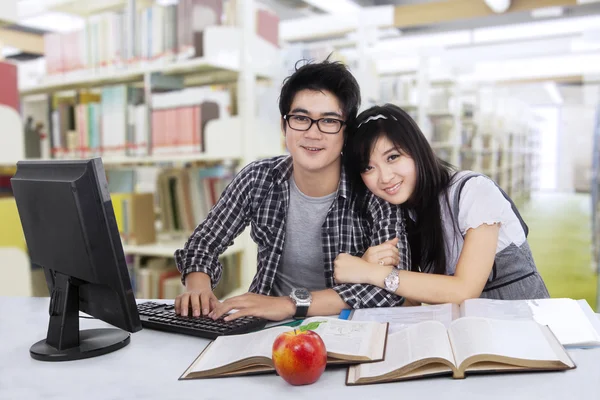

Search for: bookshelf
xmin=20 ymin=27 xmax=278 ymax=96
xmin=9 ymin=0 xmax=283 ymax=300
xmin=377 ymin=70 xmax=539 ymax=204
xmin=123 ymin=231 xmax=247 ymax=258
xmin=51 ymin=0 xmax=155 ymax=16
xmin=20 ymin=58 xmax=240 ymax=96
xmin=0 ymin=153 xmax=242 ymax=168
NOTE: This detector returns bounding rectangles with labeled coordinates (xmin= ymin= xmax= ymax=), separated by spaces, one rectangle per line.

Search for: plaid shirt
xmin=175 ymin=155 xmax=410 ymax=308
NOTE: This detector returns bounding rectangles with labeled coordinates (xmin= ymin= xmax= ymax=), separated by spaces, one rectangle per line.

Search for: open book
xmin=348 ymin=298 xmax=600 ymax=348
xmin=346 ymin=317 xmax=575 ymax=385
xmin=180 ymin=317 xmax=388 ymax=380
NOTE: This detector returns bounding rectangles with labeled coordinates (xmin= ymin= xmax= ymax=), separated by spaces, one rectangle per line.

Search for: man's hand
xmin=209 ymin=293 xmax=296 ymax=322
xmin=334 ymin=253 xmax=378 ymax=285
xmin=361 ymin=238 xmax=400 ymax=266
xmin=174 ymin=272 xmax=218 ymax=317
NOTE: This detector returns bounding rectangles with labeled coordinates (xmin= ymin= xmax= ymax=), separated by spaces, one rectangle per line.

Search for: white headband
xmin=357 ymin=113 xmax=397 ymax=128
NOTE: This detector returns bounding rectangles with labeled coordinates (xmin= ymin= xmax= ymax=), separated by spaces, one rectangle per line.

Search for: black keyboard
xmin=137 ymin=301 xmax=268 ymax=340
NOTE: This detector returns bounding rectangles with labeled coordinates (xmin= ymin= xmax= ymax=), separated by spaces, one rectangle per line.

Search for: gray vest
xmin=452 ymin=173 xmax=550 ymax=300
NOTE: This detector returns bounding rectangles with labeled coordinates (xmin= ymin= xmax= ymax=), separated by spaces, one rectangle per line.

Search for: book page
xmin=461 ymin=298 xmax=600 ymax=347
xmin=577 ymin=299 xmax=600 ymax=340
xmin=303 ymin=317 xmax=379 ymax=358
xmin=355 ymin=321 xmax=455 ymax=379
xmin=448 ymin=317 xmax=563 ymax=369
xmin=189 ymin=327 xmax=286 ymax=373
xmin=350 ymin=303 xmax=458 ymax=334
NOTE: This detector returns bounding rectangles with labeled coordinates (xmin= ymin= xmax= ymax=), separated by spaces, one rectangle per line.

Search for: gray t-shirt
xmin=271 ymin=177 xmax=336 ymax=297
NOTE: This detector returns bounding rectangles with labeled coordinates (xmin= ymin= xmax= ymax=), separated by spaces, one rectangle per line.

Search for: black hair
xmin=279 ymin=56 xmax=361 ymax=131
xmin=344 ymin=104 xmax=456 ymax=275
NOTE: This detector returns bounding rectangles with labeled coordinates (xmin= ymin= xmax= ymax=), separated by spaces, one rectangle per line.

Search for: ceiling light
xmin=302 ymin=0 xmax=361 ymax=14
xmin=484 ymin=0 xmax=511 ymax=13
xmin=531 ymin=6 xmax=564 ymax=19
xmin=20 ymin=11 xmax=84 ymax=33
xmin=1 ymin=46 xmax=20 ymax=58
xmin=462 ymin=54 xmax=600 ymax=82
xmin=474 ymin=14 xmax=600 ymax=43
xmin=369 ymin=30 xmax=472 ymax=56
xmin=571 ymin=38 xmax=600 ymax=52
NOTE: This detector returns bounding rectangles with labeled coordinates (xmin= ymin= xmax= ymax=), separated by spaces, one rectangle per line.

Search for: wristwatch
xmin=289 ymin=288 xmax=312 ymax=319
xmin=384 ymin=267 xmax=400 ymax=293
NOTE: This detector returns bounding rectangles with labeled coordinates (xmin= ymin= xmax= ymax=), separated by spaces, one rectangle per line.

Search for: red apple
xmin=272 ymin=329 xmax=327 ymax=386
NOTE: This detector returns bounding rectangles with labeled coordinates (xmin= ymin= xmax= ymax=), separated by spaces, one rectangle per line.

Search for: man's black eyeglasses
xmin=283 ymin=114 xmax=345 ymax=134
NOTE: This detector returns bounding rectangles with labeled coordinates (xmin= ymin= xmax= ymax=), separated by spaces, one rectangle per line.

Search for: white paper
xmin=577 ymin=299 xmax=600 ymax=339
xmin=448 ymin=317 xmax=561 ymax=369
xmin=307 ymin=317 xmax=376 ymax=357
xmin=357 ymin=321 xmax=455 ymax=379
xmin=461 ymin=298 xmax=600 ymax=347
xmin=350 ymin=303 xmax=457 ymax=333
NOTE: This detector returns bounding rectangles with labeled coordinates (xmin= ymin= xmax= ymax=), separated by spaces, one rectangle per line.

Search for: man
xmin=174 ymin=59 xmax=410 ymax=322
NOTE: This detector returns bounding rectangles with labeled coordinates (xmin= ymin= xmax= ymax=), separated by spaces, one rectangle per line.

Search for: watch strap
xmin=293 ymin=304 xmax=309 ymax=319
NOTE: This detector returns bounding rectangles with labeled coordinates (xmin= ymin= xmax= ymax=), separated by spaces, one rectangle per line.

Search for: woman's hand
xmin=334 ymin=253 xmax=377 ymax=285
xmin=361 ymin=238 xmax=400 ymax=267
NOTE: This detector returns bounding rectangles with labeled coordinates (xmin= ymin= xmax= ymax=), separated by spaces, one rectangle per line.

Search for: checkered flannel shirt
xmin=174 ymin=155 xmax=410 ymax=308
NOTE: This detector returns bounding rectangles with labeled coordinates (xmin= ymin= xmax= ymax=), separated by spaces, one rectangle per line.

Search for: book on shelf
xmin=178 ymin=0 xmax=223 ymax=60
xmin=0 ymin=62 xmax=19 ymax=113
xmin=40 ymin=84 xmax=232 ymax=160
xmin=157 ymin=165 xmax=234 ymax=233
xmin=135 ymin=258 xmax=178 ymax=299
xmin=129 ymin=250 xmax=240 ymax=300
xmin=151 ymin=101 xmax=220 ymax=155
xmin=111 ymin=192 xmax=157 ymax=245
xmin=40 ymin=0 xmax=279 ymax=78
xmin=346 ymin=317 xmax=575 ymax=385
xmin=347 ymin=298 xmax=600 ymax=348
xmin=179 ymin=317 xmax=389 ymax=380
xmin=256 ymin=3 xmax=279 ymax=47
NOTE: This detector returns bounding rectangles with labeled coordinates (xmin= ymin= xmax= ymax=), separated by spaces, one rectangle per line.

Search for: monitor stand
xmin=30 ymin=273 xmax=131 ymax=362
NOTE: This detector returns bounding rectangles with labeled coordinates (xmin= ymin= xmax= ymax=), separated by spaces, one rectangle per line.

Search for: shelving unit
xmin=20 ymin=27 xmax=278 ymax=96
xmin=377 ymin=69 xmax=539 ymax=203
xmin=10 ymin=0 xmax=283 ymax=300
xmin=123 ymin=234 xmax=246 ymax=259
xmin=0 ymin=153 xmax=242 ymax=169
xmin=20 ymin=58 xmax=237 ymax=96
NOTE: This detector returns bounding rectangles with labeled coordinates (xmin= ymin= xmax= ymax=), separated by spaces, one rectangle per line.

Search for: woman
xmin=334 ymin=104 xmax=549 ymax=303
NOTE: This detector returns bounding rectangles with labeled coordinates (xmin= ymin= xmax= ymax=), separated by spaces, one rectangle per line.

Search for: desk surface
xmin=2 ymin=297 xmax=600 ymax=400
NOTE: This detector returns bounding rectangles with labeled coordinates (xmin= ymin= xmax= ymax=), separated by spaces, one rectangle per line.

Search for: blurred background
xmin=0 ymin=0 xmax=598 ymax=310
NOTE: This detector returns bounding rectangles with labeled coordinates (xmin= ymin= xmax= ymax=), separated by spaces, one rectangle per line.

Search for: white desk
xmin=1 ymin=297 xmax=600 ymax=400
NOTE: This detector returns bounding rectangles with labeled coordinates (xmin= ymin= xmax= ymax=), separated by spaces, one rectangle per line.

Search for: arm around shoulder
xmin=335 ymin=195 xmax=408 ymax=308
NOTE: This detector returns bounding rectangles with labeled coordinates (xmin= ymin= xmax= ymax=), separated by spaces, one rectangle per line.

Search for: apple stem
xmin=294 ymin=329 xmax=297 ymax=335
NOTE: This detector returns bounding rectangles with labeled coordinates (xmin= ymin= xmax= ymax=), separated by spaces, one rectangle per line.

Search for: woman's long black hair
xmin=343 ymin=104 xmax=455 ymax=275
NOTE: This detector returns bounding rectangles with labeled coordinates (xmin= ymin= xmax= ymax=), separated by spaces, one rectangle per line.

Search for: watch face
xmin=293 ymin=288 xmax=311 ymax=300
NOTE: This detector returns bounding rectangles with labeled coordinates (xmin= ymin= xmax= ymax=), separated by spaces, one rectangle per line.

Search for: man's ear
xmin=281 ymin=118 xmax=287 ymax=137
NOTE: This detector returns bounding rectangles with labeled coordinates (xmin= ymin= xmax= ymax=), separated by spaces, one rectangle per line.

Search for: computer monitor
xmin=11 ymin=158 xmax=142 ymax=362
